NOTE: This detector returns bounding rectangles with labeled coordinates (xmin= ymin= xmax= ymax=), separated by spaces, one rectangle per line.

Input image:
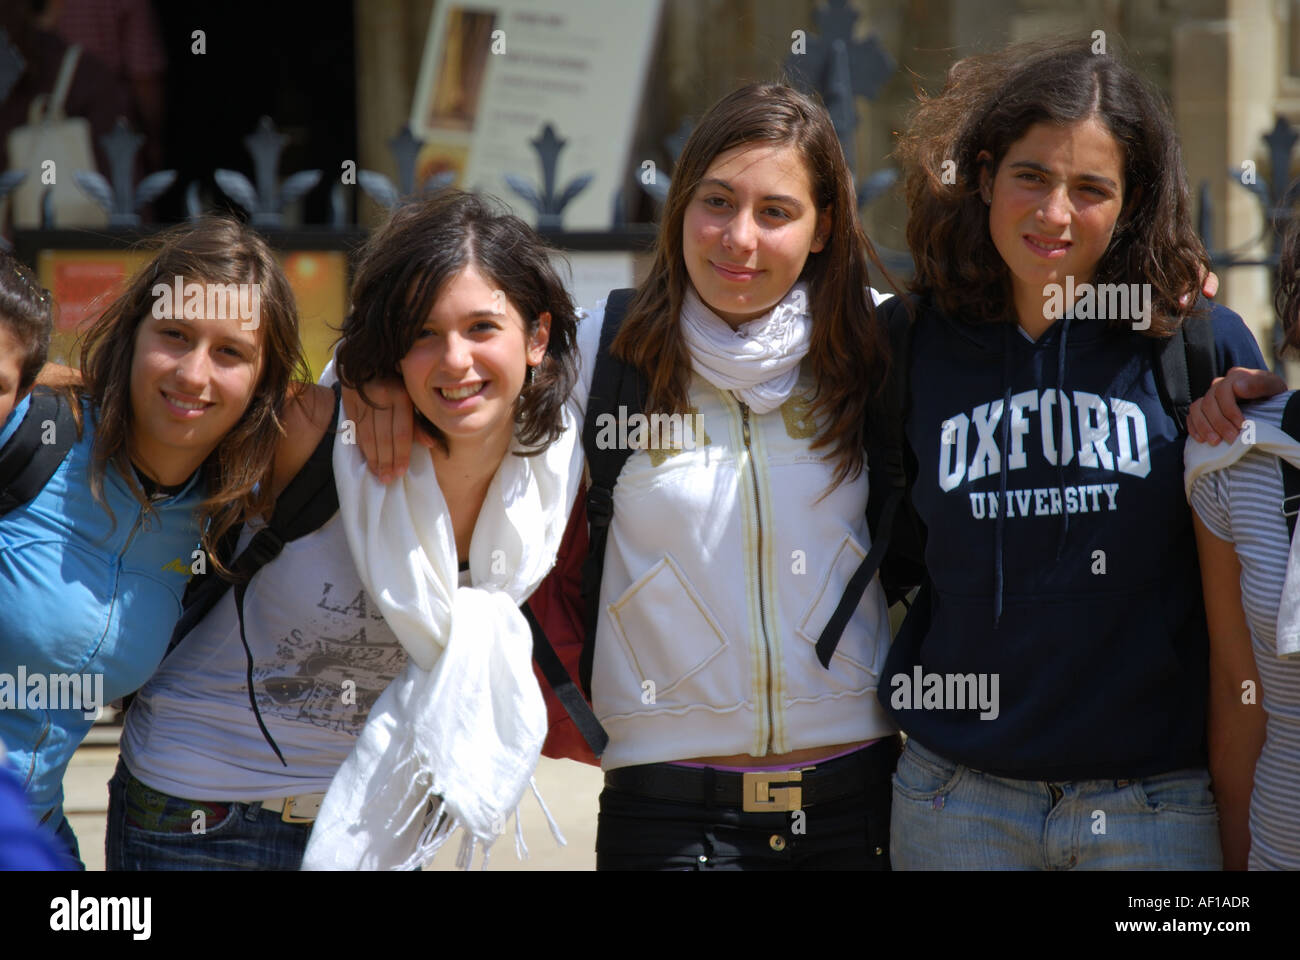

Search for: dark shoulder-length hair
xmin=335 ymin=189 xmax=579 ymax=455
xmin=1276 ymin=211 xmax=1300 ymax=354
xmin=0 ymin=252 xmax=53 ymax=393
xmin=613 ymin=81 xmax=891 ymax=487
xmin=78 ymin=216 xmax=308 ymax=577
xmin=900 ymin=37 xmax=1206 ymax=337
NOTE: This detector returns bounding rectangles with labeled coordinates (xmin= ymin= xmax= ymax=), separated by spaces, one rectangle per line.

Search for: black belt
xmin=603 ymin=736 xmax=901 ymax=812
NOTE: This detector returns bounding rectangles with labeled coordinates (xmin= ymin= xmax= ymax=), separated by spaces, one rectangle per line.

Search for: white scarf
xmin=1184 ymin=422 xmax=1300 ymax=659
xmin=300 ymin=405 xmax=584 ymax=870
xmin=680 ymin=282 xmax=812 ymax=414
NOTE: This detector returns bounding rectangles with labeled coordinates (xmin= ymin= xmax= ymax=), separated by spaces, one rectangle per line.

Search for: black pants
xmin=596 ymin=737 xmax=899 ymax=871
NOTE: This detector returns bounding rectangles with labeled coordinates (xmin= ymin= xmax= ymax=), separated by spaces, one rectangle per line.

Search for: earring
xmin=527 ymin=364 xmax=536 ymax=386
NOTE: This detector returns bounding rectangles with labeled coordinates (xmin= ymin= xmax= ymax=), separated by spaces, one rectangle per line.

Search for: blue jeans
xmin=105 ymin=757 xmax=313 ymax=871
xmin=46 ymin=812 xmax=85 ymax=871
xmin=890 ymin=738 xmax=1223 ymax=870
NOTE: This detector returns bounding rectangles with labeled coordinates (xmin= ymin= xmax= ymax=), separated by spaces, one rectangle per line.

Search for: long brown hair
xmin=612 ymin=82 xmax=892 ymax=486
xmin=900 ymin=37 xmax=1206 ymax=337
xmin=77 ymin=216 xmax=309 ymax=576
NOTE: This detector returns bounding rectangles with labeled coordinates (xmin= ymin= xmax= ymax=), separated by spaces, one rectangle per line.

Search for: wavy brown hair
xmin=77 ymin=216 xmax=308 ymax=577
xmin=612 ymin=82 xmax=892 ymax=486
xmin=900 ymin=37 xmax=1206 ymax=337
xmin=335 ymin=190 xmax=579 ymax=455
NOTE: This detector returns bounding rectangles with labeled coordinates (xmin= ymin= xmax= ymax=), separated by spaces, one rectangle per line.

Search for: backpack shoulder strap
xmin=578 ymin=289 xmax=642 ymax=696
xmin=523 ymin=602 xmax=608 ymax=757
xmin=1280 ymin=391 xmax=1300 ymax=542
xmin=0 ymin=387 xmax=77 ymax=517
xmin=816 ymin=294 xmax=921 ymax=667
xmin=166 ymin=385 xmax=342 ymax=656
xmin=172 ymin=386 xmax=343 ymax=766
xmin=1156 ymin=308 xmax=1216 ymax=435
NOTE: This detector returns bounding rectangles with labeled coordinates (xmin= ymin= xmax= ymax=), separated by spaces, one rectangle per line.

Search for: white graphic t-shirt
xmin=121 ymin=511 xmax=411 ymax=800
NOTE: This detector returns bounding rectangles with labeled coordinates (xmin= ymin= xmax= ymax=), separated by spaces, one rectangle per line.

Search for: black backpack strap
xmin=523 ymin=603 xmax=608 ymax=757
xmin=0 ymin=387 xmax=77 ymax=516
xmin=1156 ymin=308 xmax=1216 ymax=435
xmin=578 ymin=289 xmax=642 ymax=697
xmin=817 ymin=294 xmax=923 ymax=667
xmin=1280 ymin=391 xmax=1300 ymax=541
xmin=167 ymin=385 xmax=343 ymax=654
xmin=164 ymin=385 xmax=342 ymax=765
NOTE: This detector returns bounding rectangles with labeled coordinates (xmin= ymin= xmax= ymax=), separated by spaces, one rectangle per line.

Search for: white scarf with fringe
xmin=300 ymin=405 xmax=583 ymax=870
xmin=680 ymin=281 xmax=812 ymax=414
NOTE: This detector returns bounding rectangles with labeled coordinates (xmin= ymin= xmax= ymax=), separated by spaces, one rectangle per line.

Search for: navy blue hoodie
xmin=878 ymin=298 xmax=1264 ymax=780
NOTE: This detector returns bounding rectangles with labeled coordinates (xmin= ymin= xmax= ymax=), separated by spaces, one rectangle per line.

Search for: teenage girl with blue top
xmin=0 ymin=218 xmax=307 ymax=867
xmin=879 ymin=38 xmax=1272 ymax=869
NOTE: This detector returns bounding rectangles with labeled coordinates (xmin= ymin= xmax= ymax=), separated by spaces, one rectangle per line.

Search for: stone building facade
xmin=354 ymin=0 xmax=1297 ymax=355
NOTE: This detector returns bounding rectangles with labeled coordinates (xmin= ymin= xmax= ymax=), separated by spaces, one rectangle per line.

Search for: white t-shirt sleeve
xmin=569 ymin=300 xmax=606 ymax=424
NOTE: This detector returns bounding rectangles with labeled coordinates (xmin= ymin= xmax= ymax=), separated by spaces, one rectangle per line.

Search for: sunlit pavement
xmin=63 ymin=718 xmax=603 ymax=871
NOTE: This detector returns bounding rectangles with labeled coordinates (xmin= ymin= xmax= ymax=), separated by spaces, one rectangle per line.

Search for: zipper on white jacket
xmin=740 ymin=402 xmax=777 ymax=754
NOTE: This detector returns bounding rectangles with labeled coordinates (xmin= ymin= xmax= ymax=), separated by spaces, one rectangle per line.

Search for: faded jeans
xmin=890 ymin=738 xmax=1222 ymax=870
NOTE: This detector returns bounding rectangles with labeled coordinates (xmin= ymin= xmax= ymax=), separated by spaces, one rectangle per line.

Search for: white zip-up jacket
xmin=574 ymin=300 xmax=898 ymax=771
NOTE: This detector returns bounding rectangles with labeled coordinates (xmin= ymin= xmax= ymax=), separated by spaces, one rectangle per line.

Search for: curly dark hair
xmin=335 ymin=190 xmax=579 ymax=456
xmin=899 ymin=37 xmax=1207 ymax=337
xmin=1276 ymin=211 xmax=1300 ymax=355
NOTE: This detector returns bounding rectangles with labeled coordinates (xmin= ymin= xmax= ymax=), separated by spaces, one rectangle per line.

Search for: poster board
xmin=410 ymin=0 xmax=662 ymax=230
xmin=30 ymin=239 xmax=351 ymax=379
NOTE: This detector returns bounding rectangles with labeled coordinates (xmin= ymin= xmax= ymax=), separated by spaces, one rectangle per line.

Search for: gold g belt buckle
xmin=742 ymin=770 xmax=803 ymax=812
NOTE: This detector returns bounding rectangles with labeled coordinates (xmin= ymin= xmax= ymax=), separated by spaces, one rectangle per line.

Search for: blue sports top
xmin=879 ymin=299 xmax=1265 ymax=780
xmin=0 ymin=395 xmax=202 ymax=822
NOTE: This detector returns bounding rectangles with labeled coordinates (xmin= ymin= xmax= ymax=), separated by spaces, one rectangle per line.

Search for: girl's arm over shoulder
xmin=1189 ymin=305 xmax=1286 ymax=445
xmin=35 ymin=362 xmax=82 ymax=388
xmin=1192 ymin=507 xmax=1265 ymax=870
xmin=271 ymin=382 xmax=336 ymax=498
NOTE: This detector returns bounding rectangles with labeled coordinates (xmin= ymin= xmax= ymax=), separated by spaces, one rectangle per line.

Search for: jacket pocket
xmin=795 ymin=533 xmax=887 ymax=678
xmin=607 ymin=554 xmax=729 ymax=701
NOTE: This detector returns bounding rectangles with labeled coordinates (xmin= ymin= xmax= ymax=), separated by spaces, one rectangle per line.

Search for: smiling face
xmin=981 ymin=117 xmax=1126 ymax=330
xmin=0 ymin=322 xmax=27 ymax=428
xmin=128 ymin=309 xmax=263 ymax=485
xmin=398 ymin=264 xmax=549 ymax=457
xmin=682 ymin=142 xmax=830 ymax=327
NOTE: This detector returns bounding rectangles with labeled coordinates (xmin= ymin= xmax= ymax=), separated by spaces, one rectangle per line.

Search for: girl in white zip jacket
xmin=346 ymin=83 xmax=903 ymax=870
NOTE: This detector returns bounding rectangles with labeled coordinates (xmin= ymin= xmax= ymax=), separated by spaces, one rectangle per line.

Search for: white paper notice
xmin=411 ymin=1 xmax=663 ymax=231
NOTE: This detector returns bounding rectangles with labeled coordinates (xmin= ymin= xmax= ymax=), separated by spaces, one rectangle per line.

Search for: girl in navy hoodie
xmin=878 ymin=38 xmax=1270 ymax=870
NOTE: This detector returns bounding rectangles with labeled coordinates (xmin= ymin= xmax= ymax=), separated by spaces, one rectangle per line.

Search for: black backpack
xmin=1280 ymin=393 xmax=1300 ymax=539
xmin=0 ymin=386 xmax=77 ymax=516
xmin=577 ymin=289 xmax=1224 ymax=695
